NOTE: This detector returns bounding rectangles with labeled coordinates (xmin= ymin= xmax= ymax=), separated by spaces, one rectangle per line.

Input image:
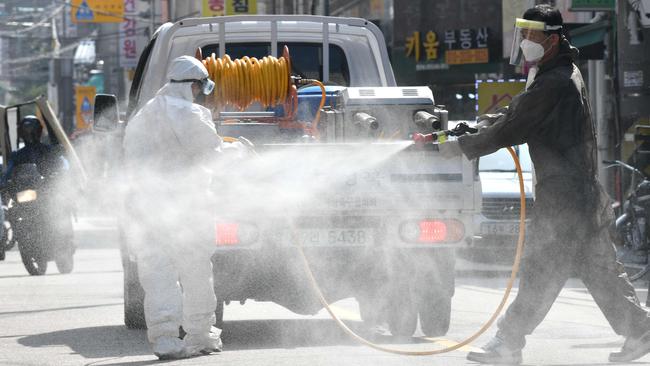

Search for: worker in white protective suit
xmin=123 ymin=55 xmax=224 ymax=360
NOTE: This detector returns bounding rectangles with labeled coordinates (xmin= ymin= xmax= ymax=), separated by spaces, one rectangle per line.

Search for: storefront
xmin=391 ymin=0 xmax=503 ymax=120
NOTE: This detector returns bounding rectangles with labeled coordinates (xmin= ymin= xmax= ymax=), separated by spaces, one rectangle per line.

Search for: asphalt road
xmin=0 ymin=216 xmax=648 ymax=365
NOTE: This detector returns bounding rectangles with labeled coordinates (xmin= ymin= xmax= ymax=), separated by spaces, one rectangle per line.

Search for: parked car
xmin=461 ymin=144 xmax=534 ymax=263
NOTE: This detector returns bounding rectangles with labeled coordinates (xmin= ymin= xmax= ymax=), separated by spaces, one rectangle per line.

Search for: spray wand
xmin=412 ymin=121 xmax=478 ymax=147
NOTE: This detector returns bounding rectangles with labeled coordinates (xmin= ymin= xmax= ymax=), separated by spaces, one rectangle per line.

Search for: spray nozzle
xmin=413 ymin=110 xmax=441 ymax=130
xmin=412 ymin=131 xmax=444 ymax=148
xmin=411 ymin=122 xmax=477 ymax=148
xmin=354 ymin=112 xmax=379 ymax=131
xmin=447 ymin=122 xmax=478 ymax=136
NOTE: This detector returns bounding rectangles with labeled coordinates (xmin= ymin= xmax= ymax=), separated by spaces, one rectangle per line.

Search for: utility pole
xmin=150 ymin=0 xmax=156 ymax=38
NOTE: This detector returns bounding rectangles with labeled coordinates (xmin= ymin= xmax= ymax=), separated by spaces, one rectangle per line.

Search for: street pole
xmin=150 ymin=0 xmax=156 ymax=38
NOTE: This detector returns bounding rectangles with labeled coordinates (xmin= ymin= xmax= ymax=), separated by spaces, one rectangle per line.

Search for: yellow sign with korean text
xmin=446 ymin=49 xmax=489 ymax=65
xmin=203 ymin=0 xmax=225 ymax=17
xmin=75 ymin=85 xmax=96 ymax=130
xmin=226 ymin=0 xmax=257 ymax=15
xmin=71 ymin=0 xmax=124 ymax=23
xmin=477 ymin=80 xmax=525 ymax=115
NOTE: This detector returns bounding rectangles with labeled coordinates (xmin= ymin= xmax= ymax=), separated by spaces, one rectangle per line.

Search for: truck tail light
xmin=399 ymin=219 xmax=465 ymax=243
xmin=216 ymin=223 xmax=239 ymax=246
xmin=215 ymin=221 xmax=259 ymax=246
xmin=418 ymin=220 xmax=447 ymax=242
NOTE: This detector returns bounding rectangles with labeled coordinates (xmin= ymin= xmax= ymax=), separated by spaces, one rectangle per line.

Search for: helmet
xmin=168 ymin=55 xmax=215 ymax=95
xmin=18 ymin=115 xmax=43 ymax=145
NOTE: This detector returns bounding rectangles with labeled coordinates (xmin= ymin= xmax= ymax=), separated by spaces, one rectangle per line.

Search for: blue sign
xmin=76 ymin=0 xmax=94 ymax=21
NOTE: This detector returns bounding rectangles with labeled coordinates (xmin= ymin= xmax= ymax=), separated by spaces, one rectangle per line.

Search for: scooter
xmin=3 ymin=163 xmax=74 ymax=275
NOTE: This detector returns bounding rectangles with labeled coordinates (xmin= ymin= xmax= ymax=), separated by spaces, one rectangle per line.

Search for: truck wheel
xmin=19 ymin=245 xmax=47 ymax=275
xmin=124 ymin=260 xmax=146 ymax=329
xmin=416 ymin=258 xmax=455 ymax=337
xmin=418 ymin=293 xmax=452 ymax=337
xmin=55 ymin=252 xmax=74 ymax=274
xmin=386 ymin=284 xmax=417 ymax=337
xmin=214 ymin=300 xmax=224 ymax=329
xmin=55 ymin=244 xmax=75 ymax=274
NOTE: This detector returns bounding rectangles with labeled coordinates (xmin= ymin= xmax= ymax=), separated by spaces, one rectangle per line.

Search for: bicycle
xmin=604 ymin=160 xmax=650 ymax=284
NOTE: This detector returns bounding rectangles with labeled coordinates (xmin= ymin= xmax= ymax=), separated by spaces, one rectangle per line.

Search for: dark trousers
xmin=496 ymin=190 xmax=650 ymax=349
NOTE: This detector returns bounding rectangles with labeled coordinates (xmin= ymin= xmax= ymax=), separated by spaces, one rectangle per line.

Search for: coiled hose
xmin=202 ymin=46 xmax=297 ymax=114
xmin=296 ymin=146 xmax=527 ymax=355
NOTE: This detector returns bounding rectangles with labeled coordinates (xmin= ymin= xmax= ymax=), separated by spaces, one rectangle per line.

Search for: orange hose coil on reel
xmin=200 ymin=46 xmax=298 ymax=117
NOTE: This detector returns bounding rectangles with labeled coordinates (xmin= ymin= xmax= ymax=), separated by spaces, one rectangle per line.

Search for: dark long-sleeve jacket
xmin=458 ymin=40 xmax=610 ymax=234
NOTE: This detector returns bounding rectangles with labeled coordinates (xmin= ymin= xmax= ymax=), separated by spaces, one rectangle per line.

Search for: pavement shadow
xmin=221 ymin=318 xmax=430 ymax=351
xmin=18 ymin=325 xmax=150 ymax=358
xmin=17 ymin=319 xmax=434 ymax=362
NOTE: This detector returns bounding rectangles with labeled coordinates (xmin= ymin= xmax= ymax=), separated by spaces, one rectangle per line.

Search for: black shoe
xmin=609 ymin=330 xmax=650 ymax=362
xmin=467 ymin=337 xmax=523 ymax=365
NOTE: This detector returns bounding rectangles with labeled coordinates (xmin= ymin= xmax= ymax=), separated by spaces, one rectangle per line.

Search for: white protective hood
xmin=123 ymin=57 xmax=223 ymax=199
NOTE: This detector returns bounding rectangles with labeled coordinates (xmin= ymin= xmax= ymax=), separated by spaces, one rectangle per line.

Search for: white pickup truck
xmin=94 ymin=15 xmax=481 ymax=337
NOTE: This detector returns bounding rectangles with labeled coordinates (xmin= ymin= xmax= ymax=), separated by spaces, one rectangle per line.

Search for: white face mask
xmin=520 ymin=39 xmax=546 ymax=62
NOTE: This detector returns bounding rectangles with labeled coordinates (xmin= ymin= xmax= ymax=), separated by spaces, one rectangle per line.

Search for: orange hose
xmin=203 ymin=53 xmax=292 ymax=111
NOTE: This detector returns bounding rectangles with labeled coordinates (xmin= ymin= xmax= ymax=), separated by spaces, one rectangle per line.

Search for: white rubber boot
xmin=152 ymin=336 xmax=190 ymax=360
xmin=185 ymin=326 xmax=223 ymax=355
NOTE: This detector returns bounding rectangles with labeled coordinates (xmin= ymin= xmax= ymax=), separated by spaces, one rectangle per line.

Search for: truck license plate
xmin=295 ymin=229 xmax=373 ymax=246
xmin=481 ymin=222 xmax=519 ymax=235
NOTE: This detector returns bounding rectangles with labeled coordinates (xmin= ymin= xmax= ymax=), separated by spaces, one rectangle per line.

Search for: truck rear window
xmin=200 ymin=42 xmax=349 ymax=86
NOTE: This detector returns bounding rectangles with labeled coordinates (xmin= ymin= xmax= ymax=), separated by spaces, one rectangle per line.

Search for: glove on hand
xmin=477 ymin=107 xmax=507 ymax=129
xmin=438 ymin=139 xmax=463 ymax=159
xmin=220 ymin=136 xmax=256 ymax=159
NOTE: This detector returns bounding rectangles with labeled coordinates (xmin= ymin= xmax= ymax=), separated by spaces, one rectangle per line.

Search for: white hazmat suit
xmin=123 ymin=56 xmax=223 ymax=359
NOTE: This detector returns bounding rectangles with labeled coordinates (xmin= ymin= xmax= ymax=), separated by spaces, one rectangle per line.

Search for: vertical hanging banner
xmin=71 ymin=0 xmax=124 ymax=23
xmin=226 ymin=0 xmax=257 ymax=15
xmin=120 ymin=0 xmax=148 ymax=69
xmin=75 ymin=85 xmax=96 ymax=130
xmin=203 ymin=0 xmax=225 ymax=16
xmin=120 ymin=0 xmax=138 ymax=69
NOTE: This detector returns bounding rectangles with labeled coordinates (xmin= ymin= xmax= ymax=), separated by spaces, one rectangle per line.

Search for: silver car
xmin=464 ymin=145 xmax=534 ymax=262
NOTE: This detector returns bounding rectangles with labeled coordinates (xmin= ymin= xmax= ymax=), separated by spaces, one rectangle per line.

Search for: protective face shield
xmin=199 ymin=78 xmax=215 ymax=95
xmin=170 ymin=78 xmax=215 ymax=95
xmin=510 ymin=18 xmax=562 ymax=65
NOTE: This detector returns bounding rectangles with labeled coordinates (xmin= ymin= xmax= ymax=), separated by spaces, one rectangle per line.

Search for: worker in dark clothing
xmin=439 ymin=5 xmax=650 ymax=364
xmin=4 ymin=115 xmax=66 ymax=182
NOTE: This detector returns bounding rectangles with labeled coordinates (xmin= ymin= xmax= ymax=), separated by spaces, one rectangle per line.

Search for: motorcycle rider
xmin=122 ymin=55 xmax=223 ymax=359
xmin=0 ymin=115 xmax=72 ymax=269
xmin=439 ymin=5 xmax=650 ymax=364
xmin=3 ymin=115 xmax=67 ymax=182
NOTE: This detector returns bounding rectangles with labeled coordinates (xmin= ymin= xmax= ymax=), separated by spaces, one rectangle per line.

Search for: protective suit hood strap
xmin=170 ymin=79 xmax=200 ymax=83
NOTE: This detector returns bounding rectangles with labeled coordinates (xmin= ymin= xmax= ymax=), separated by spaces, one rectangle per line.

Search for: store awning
xmin=73 ymin=39 xmax=95 ymax=66
xmin=567 ymin=20 xmax=609 ymax=48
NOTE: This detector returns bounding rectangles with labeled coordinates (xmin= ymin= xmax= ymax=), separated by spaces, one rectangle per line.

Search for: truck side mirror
xmin=93 ymin=94 xmax=119 ymax=132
